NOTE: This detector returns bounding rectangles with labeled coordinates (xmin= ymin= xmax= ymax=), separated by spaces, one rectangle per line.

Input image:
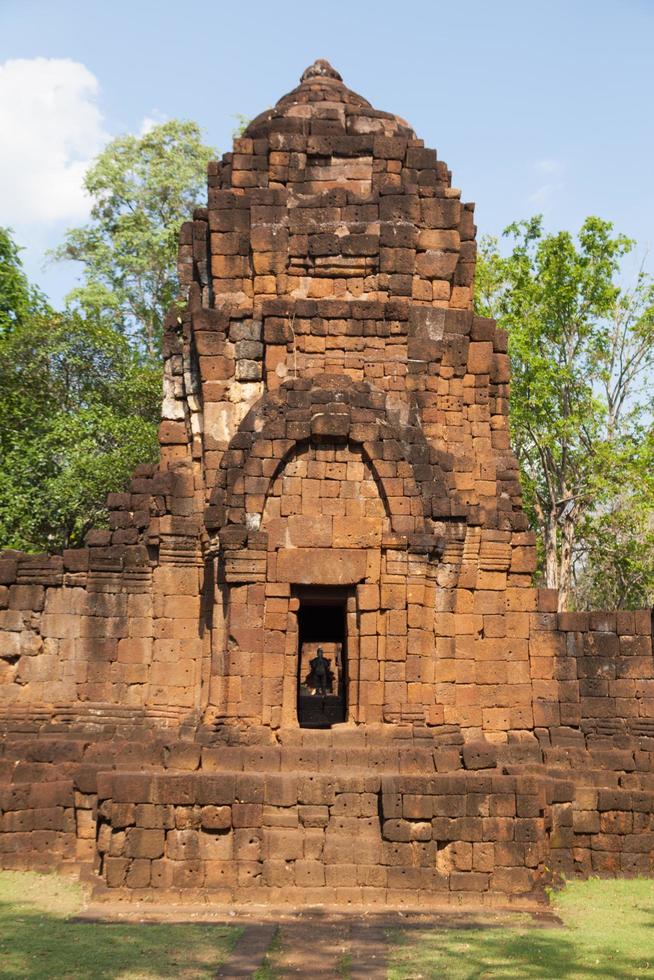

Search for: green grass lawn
xmin=2 ymin=872 xmax=653 ymax=979
xmin=0 ymin=871 xmax=241 ymax=979
xmin=388 ymin=878 xmax=654 ymax=979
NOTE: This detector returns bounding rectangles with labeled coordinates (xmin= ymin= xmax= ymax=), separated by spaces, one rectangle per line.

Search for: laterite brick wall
xmin=1 ymin=60 xmax=653 ymax=903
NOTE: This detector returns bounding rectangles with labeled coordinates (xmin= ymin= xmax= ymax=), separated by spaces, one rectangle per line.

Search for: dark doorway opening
xmin=296 ymin=587 xmax=348 ymax=728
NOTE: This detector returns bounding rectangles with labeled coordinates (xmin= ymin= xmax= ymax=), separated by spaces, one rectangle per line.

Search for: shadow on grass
xmin=387 ymin=920 xmax=653 ymax=980
xmin=0 ymin=901 xmax=240 ymax=980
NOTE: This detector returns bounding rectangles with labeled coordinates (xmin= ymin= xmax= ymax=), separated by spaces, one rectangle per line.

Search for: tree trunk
xmin=558 ymin=514 xmax=576 ymax=611
xmin=147 ymin=316 xmax=154 ymax=361
xmin=544 ymin=509 xmax=559 ymax=591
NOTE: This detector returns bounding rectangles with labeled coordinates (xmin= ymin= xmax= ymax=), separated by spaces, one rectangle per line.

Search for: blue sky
xmin=1 ymin=0 xmax=653 ymax=304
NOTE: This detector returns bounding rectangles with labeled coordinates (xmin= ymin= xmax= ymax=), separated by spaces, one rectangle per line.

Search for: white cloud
xmin=528 ymin=158 xmax=565 ymax=210
xmin=535 ymin=159 xmax=563 ymax=176
xmin=0 ymin=57 xmax=108 ymax=225
xmin=139 ymin=112 xmax=167 ymax=136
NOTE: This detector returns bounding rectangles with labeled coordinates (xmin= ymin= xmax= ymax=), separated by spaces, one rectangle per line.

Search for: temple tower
xmin=2 ymin=63 xmax=652 ymax=904
xmin=163 ymin=59 xmax=535 ymax=737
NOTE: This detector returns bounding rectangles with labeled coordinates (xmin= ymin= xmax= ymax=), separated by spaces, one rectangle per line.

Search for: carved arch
xmin=206 ymin=375 xmax=453 ymax=552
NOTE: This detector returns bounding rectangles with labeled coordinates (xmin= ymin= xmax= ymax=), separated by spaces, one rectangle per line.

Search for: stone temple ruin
xmin=1 ymin=61 xmax=653 ymax=905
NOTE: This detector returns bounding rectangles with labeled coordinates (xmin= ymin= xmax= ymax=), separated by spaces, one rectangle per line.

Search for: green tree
xmin=0 ymin=227 xmax=47 ymax=334
xmin=574 ymin=434 xmax=654 ymax=609
xmin=0 ymin=309 xmax=161 ymax=552
xmin=0 ymin=227 xmax=161 ymax=552
xmin=51 ymin=120 xmax=215 ymax=359
xmin=476 ymin=216 xmax=654 ymax=610
xmin=231 ymin=114 xmax=250 ymax=138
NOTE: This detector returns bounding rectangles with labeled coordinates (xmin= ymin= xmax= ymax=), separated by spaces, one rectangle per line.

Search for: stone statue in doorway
xmin=307 ymin=647 xmax=333 ymax=696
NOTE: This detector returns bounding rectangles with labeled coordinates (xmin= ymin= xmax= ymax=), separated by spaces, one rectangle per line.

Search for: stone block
xmin=105 ymin=857 xmax=129 ymax=888
xmin=9 ymin=585 xmax=45 ymax=611
xmin=490 ymin=867 xmax=534 ymax=894
xmin=166 ymin=829 xmax=200 ymax=861
xmin=263 ymin=828 xmax=303 ymax=862
xmin=276 ymin=549 xmax=367 ymax=585
xmin=201 ymin=806 xmax=232 ymax=830
xmin=265 ymin=773 xmax=298 ymax=807
xmin=110 ymin=774 xmax=153 ymax=805
xmin=332 ymin=517 xmax=382 ymax=549
xmin=126 ymin=859 xmax=151 ymax=888
xmin=232 ymin=803 xmax=263 ymax=827
xmin=126 ymin=828 xmax=165 ymax=860
xmin=159 ymin=421 xmax=187 ymax=444
xmin=462 ymin=741 xmax=498 ymax=770
xmin=295 ymin=859 xmax=325 ymax=887
xmin=415 ymin=251 xmax=459 ymax=280
xmin=152 ymin=566 xmax=199 ymax=596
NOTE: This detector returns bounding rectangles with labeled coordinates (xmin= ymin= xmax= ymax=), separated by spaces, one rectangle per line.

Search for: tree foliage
xmin=51 ymin=120 xmax=215 ymax=359
xmin=2 ymin=119 xmax=218 ymax=553
xmin=0 ymin=228 xmax=47 ymax=335
xmin=574 ymin=434 xmax=654 ymax=609
xmin=476 ymin=216 xmax=654 ymax=609
xmin=0 ymin=228 xmax=160 ymax=553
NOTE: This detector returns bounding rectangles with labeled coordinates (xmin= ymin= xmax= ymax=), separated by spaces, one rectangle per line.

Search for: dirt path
xmin=81 ymin=901 xmax=556 ymax=979
xmin=262 ymin=915 xmax=389 ymax=979
xmin=215 ymin=922 xmax=278 ymax=978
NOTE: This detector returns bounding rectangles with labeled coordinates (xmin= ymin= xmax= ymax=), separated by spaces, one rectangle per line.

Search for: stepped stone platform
xmin=1 ymin=60 xmax=653 ymax=905
xmin=2 ymin=723 xmax=653 ymax=904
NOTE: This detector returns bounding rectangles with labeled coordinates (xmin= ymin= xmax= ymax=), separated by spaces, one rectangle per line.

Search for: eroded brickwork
xmin=1 ymin=61 xmax=653 ymax=904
